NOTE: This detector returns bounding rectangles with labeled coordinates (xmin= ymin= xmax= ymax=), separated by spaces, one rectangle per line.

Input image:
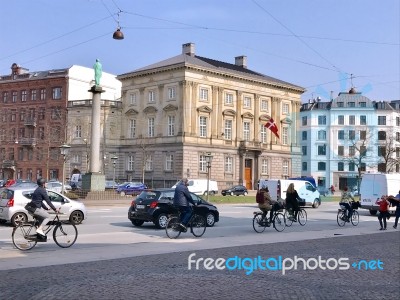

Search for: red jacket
xmin=376 ymin=199 xmax=389 ymax=212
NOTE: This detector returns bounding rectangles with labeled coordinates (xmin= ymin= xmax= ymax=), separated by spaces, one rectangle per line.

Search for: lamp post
xmin=83 ymin=138 xmax=89 ymax=172
xmin=111 ymin=156 xmax=118 ymax=184
xmin=59 ymin=144 xmax=71 ymax=194
xmin=204 ymin=152 xmax=213 ymax=202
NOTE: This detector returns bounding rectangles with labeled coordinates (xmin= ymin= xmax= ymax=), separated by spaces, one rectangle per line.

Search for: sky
xmin=1 ymin=0 xmax=399 ymax=103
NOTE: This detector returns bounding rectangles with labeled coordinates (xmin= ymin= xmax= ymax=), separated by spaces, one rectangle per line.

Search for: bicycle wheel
xmin=284 ymin=210 xmax=293 ymax=227
xmin=351 ymin=211 xmax=359 ymax=226
xmin=298 ymin=209 xmax=307 ymax=226
xmin=337 ymin=210 xmax=346 ymax=227
xmin=273 ymin=213 xmax=286 ymax=232
xmin=252 ymin=213 xmax=266 ymax=233
xmin=53 ymin=222 xmax=78 ymax=248
xmin=165 ymin=217 xmax=182 ymax=239
xmin=191 ymin=214 xmax=206 ymax=237
xmin=12 ymin=224 xmax=37 ymax=251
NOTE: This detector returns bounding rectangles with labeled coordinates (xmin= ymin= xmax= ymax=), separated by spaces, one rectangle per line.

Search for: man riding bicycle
xmin=339 ymin=186 xmax=355 ymax=222
xmin=173 ymin=178 xmax=196 ymax=232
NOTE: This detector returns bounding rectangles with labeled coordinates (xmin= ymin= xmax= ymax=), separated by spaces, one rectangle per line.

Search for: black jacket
xmin=30 ymin=186 xmax=57 ymax=211
xmin=173 ymin=182 xmax=195 ymax=207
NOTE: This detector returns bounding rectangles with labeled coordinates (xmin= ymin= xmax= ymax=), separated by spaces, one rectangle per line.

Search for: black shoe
xmin=393 ymin=225 xmax=397 ymax=229
xmin=179 ymin=223 xmax=187 ymax=232
xmin=379 ymin=228 xmax=384 ymax=231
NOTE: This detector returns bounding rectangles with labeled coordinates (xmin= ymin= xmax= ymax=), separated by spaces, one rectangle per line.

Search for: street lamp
xmin=59 ymin=144 xmax=71 ymax=194
xmin=111 ymin=156 xmax=118 ymax=184
xmin=204 ymin=152 xmax=213 ymax=202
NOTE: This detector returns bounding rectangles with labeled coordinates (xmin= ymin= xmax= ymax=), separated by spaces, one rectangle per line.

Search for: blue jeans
xmin=179 ymin=206 xmax=192 ymax=226
xmin=340 ymin=203 xmax=352 ymax=220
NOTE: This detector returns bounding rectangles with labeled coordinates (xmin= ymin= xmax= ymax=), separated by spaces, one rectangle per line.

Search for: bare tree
xmin=377 ymin=128 xmax=400 ymax=173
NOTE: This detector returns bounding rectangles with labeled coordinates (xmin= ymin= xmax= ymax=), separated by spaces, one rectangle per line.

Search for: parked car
xmin=128 ymin=188 xmax=219 ymax=228
xmin=46 ymin=181 xmax=72 ymax=193
xmin=221 ymin=185 xmax=248 ymax=196
xmin=117 ymin=182 xmax=147 ymax=196
xmin=0 ymin=186 xmax=87 ymax=226
xmin=105 ymin=180 xmax=118 ymax=190
xmin=317 ymin=186 xmax=329 ymax=197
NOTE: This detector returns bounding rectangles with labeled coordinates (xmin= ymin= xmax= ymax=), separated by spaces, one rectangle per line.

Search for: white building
xmin=300 ymin=88 xmax=400 ymax=191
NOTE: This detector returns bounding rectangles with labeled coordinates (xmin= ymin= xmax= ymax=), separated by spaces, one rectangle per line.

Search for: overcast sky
xmin=1 ymin=0 xmax=399 ymax=102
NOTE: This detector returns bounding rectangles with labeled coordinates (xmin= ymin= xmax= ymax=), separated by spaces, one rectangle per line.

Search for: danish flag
xmin=265 ymin=118 xmax=280 ymax=138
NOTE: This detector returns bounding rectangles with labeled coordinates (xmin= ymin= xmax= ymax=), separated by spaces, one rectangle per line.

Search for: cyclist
xmin=286 ymin=183 xmax=300 ymax=221
xmin=27 ymin=178 xmax=59 ymax=236
xmin=339 ymin=186 xmax=354 ymax=222
xmin=173 ymin=178 xmax=196 ymax=232
xmin=257 ymin=186 xmax=273 ymax=225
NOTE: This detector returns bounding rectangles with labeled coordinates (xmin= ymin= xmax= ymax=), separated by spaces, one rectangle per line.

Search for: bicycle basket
xmin=351 ymin=201 xmax=360 ymax=210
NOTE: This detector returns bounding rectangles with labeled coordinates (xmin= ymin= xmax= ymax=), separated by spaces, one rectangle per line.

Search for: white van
xmin=172 ymin=179 xmax=218 ymax=195
xmin=359 ymin=173 xmax=400 ymax=215
xmin=258 ymin=179 xmax=321 ymax=208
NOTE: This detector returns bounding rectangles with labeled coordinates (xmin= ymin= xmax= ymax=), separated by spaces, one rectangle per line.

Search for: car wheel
xmin=69 ymin=210 xmax=84 ymax=224
xmin=243 ymin=191 xmax=248 ymax=196
xmin=312 ymin=199 xmax=320 ymax=208
xmin=230 ymin=192 xmax=234 ymax=196
xmin=155 ymin=213 xmax=168 ymax=229
xmin=120 ymin=191 xmax=126 ymax=196
xmin=206 ymin=212 xmax=215 ymax=227
xmin=131 ymin=219 xmax=145 ymax=227
xmin=11 ymin=212 xmax=28 ymax=227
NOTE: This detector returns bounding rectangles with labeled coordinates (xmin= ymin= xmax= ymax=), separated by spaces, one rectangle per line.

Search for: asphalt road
xmin=0 ymin=232 xmax=399 ymax=300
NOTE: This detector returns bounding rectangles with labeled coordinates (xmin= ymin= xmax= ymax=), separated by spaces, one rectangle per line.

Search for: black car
xmin=221 ymin=185 xmax=248 ymax=196
xmin=128 ymin=188 xmax=219 ymax=229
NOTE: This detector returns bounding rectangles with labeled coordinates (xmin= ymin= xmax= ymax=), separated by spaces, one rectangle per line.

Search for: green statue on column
xmin=93 ymin=59 xmax=102 ymax=86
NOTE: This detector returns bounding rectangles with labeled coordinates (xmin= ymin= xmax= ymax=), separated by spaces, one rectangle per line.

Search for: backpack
xmin=256 ymin=191 xmax=264 ymax=204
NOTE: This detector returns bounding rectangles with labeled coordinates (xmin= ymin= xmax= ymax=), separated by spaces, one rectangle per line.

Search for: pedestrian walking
xmin=376 ymin=195 xmax=390 ymax=230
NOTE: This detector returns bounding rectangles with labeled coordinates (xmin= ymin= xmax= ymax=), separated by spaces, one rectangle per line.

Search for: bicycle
xmin=252 ymin=206 xmax=286 ymax=233
xmin=284 ymin=207 xmax=308 ymax=226
xmin=337 ymin=202 xmax=359 ymax=227
xmin=12 ymin=213 xmax=78 ymax=251
xmin=165 ymin=205 xmax=206 ymax=239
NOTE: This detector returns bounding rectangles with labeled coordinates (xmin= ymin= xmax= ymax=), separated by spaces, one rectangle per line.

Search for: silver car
xmin=0 ymin=187 xmax=87 ymax=226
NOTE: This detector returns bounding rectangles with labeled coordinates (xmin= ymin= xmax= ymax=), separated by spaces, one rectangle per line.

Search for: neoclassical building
xmin=117 ymin=43 xmax=305 ymax=189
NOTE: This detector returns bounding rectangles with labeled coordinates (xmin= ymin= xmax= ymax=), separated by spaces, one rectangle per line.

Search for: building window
xmin=348 ymin=102 xmax=355 ymax=107
xmin=338 ymin=162 xmax=344 ymax=171
xmin=225 ymin=93 xmax=233 ymax=105
xmin=360 ymin=146 xmax=367 ymax=156
xmin=75 ymin=125 xmax=82 ymax=138
xmin=349 ymin=130 xmax=355 ymax=140
xmin=302 ymin=146 xmax=307 ymax=156
xmin=3 ymin=91 xmax=8 ymax=103
xmin=302 ymin=162 xmax=307 ymax=171
xmin=224 ymin=120 xmax=232 ymax=140
xmin=282 ymin=160 xmax=289 ymax=176
xmin=199 ymin=155 xmax=207 ymax=172
xmin=282 ymin=127 xmax=288 ymax=145
xmin=378 ymin=131 xmax=386 ymax=140
xmin=338 ymin=130 xmax=344 ymax=140
xmin=52 ymin=87 xmax=62 ymax=99
xmin=127 ymin=155 xmax=134 ymax=171
xmin=148 ymin=90 xmax=155 ymax=102
xmin=360 ymin=102 xmax=366 ymax=107
xmin=31 ymin=90 xmax=37 ymax=101
xmin=244 ymin=96 xmax=251 ymax=108
xmin=129 ymin=119 xmax=136 ymax=138
xmin=338 ymin=146 xmax=344 ymax=156
xmin=318 ymin=130 xmax=326 ymax=140
xmin=145 ymin=155 xmax=153 ymax=171
xmin=360 ymin=115 xmax=367 ymax=125
xmin=168 ymin=115 xmax=175 ymax=136
xmin=302 ymin=116 xmax=307 ymax=126
xmin=199 ymin=116 xmax=207 ymax=138
xmin=225 ymin=156 xmax=233 ymax=173
xmin=349 ymin=162 xmax=355 ymax=171
xmin=349 ymin=115 xmax=355 ymax=125
xmin=338 ymin=115 xmax=344 ymax=125
xmin=200 ymin=88 xmax=208 ymax=101
xmin=397 ymin=117 xmax=400 ymax=127
xmin=378 ymin=146 xmax=386 ymax=157
xmin=282 ymin=103 xmax=289 ymax=114
xmin=40 ymin=88 xmax=46 ymax=100
xmin=261 ymin=99 xmax=268 ymax=111
xmin=318 ymin=116 xmax=326 ymax=125
xmin=318 ymin=144 xmax=326 ymax=155
xmin=318 ymin=162 xmax=326 ymax=171
xmin=148 ymin=117 xmax=155 ymax=137
xmin=21 ymin=90 xmax=27 ymax=102
xmin=360 ymin=163 xmax=366 ymax=172
xmin=396 ymin=132 xmax=400 ymax=142
xmin=378 ymin=116 xmax=386 ymax=125
xmin=302 ymin=131 xmax=307 ymax=141
xmin=243 ymin=121 xmax=250 ymax=141
xmin=130 ymin=92 xmax=137 ymax=105
xmin=261 ymin=159 xmax=269 ymax=174
xmin=260 ymin=125 xmax=267 ymax=143
xmin=12 ymin=91 xmax=17 ymax=102
xmin=168 ymin=87 xmax=176 ymax=100
xmin=349 ymin=146 xmax=355 ymax=156
xmin=165 ymin=154 xmax=173 ymax=171
xmin=360 ymin=130 xmax=367 ymax=140
xmin=337 ymin=102 xmax=344 ymax=107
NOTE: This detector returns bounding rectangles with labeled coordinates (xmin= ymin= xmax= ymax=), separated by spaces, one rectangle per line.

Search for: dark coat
xmin=30 ymin=186 xmax=57 ymax=211
xmin=173 ymin=182 xmax=195 ymax=207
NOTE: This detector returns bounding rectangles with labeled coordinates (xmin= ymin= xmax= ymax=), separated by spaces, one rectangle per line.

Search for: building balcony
xmin=2 ymin=160 xmax=16 ymax=168
xmin=17 ymin=137 xmax=36 ymax=147
xmin=24 ymin=117 xmax=37 ymax=127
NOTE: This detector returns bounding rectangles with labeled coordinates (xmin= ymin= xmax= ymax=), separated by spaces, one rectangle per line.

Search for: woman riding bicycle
xmin=339 ymin=186 xmax=354 ymax=222
xmin=286 ymin=183 xmax=300 ymax=221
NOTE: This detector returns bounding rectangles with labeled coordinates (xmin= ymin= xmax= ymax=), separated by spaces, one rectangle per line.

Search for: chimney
xmin=235 ymin=56 xmax=247 ymax=69
xmin=182 ymin=43 xmax=195 ymax=56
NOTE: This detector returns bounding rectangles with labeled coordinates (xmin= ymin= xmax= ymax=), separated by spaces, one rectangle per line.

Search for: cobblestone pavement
xmin=0 ymin=232 xmax=399 ymax=300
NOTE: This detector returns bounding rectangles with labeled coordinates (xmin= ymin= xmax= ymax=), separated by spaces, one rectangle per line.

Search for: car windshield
xmin=137 ymin=191 xmax=160 ymax=200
